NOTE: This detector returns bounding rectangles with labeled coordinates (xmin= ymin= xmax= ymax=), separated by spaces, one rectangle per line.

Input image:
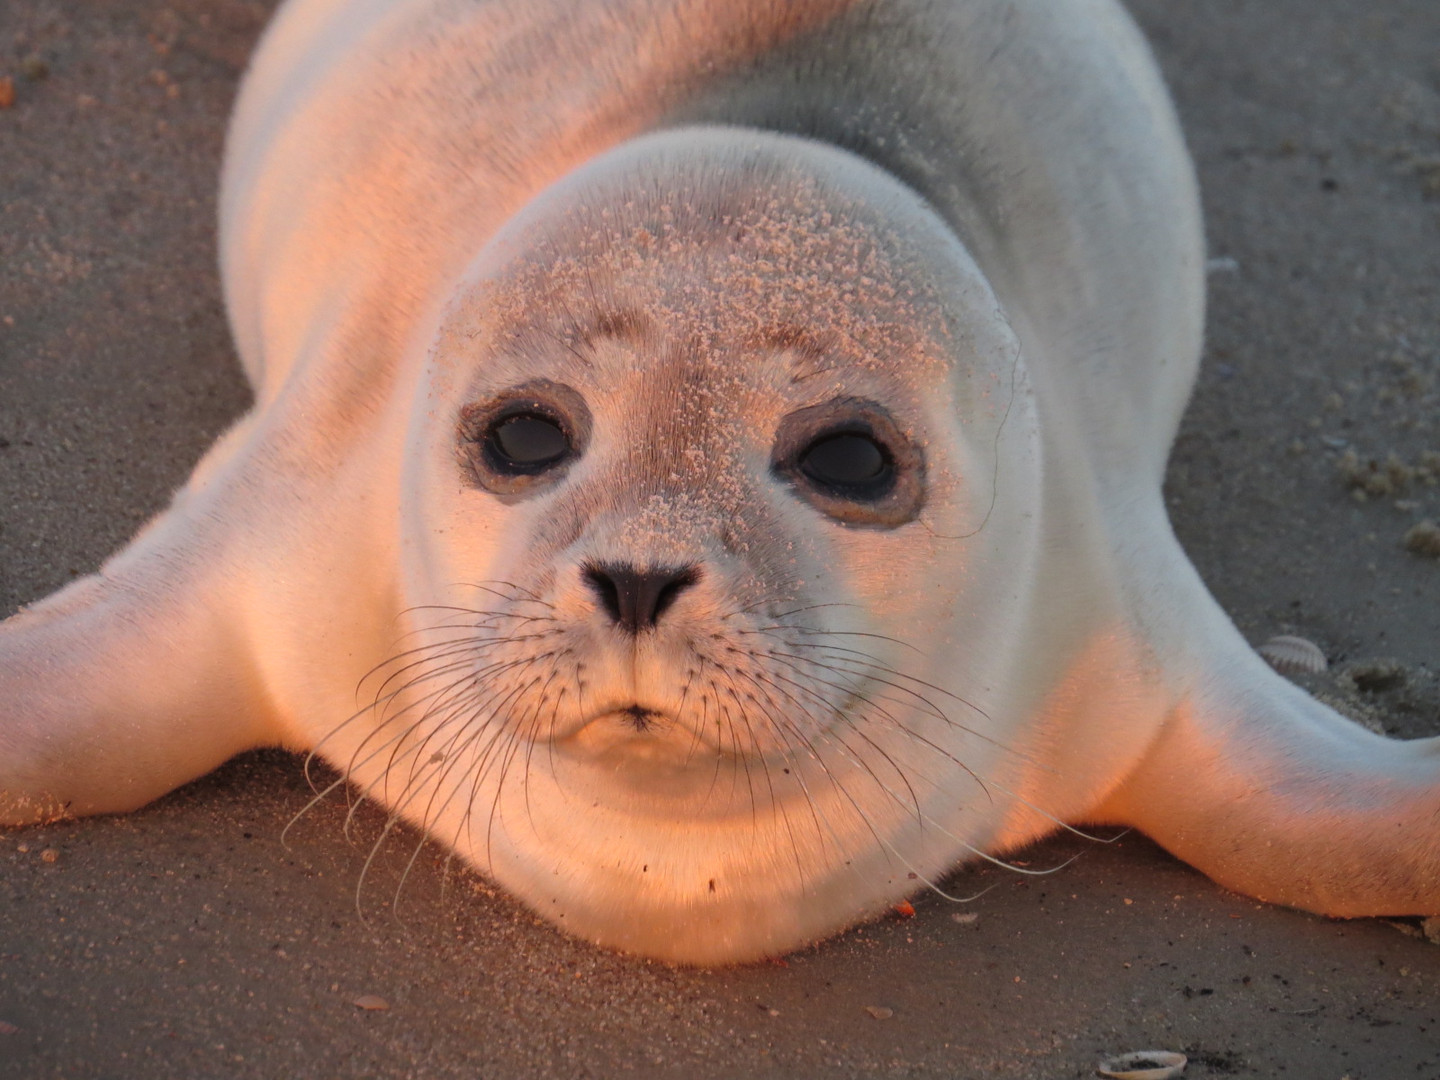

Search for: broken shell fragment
xmin=1258 ymin=635 xmax=1327 ymax=675
xmin=1097 ymin=1050 xmax=1187 ymax=1079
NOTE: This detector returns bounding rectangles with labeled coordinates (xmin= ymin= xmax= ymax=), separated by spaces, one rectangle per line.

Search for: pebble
xmin=1402 ymin=520 xmax=1440 ymax=559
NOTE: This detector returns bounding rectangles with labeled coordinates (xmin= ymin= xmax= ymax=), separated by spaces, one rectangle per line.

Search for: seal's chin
xmin=488 ymin=710 xmax=934 ymax=963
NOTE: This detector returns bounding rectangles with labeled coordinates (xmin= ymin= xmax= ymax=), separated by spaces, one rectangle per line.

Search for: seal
xmin=2 ymin=0 xmax=1437 ymax=964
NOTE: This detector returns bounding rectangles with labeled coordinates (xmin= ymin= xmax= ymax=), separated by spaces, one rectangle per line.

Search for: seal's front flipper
xmin=0 ymin=501 xmax=282 ymax=825
xmin=1095 ymin=668 xmax=1440 ymax=916
xmin=1092 ymin=522 xmax=1440 ymax=917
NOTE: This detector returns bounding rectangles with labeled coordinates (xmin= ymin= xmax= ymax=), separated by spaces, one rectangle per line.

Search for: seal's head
xmin=379 ymin=128 xmax=1040 ymax=961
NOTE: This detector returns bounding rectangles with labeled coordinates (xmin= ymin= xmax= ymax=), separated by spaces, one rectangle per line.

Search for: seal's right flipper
xmin=0 ymin=477 xmax=284 ymax=825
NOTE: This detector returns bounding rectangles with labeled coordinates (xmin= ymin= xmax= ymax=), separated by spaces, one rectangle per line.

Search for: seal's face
xmin=387 ymin=132 xmax=1040 ymax=961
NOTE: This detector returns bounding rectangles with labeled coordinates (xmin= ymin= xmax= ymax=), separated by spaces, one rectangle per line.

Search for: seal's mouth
xmin=551 ymin=702 xmax=747 ymax=781
xmin=618 ymin=704 xmax=662 ymax=732
xmin=562 ymin=703 xmax=682 ymax=750
xmin=551 ymin=683 xmax=876 ymax=768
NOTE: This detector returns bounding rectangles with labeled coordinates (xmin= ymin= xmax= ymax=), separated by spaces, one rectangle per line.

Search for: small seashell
xmin=352 ymin=994 xmax=390 ymax=1011
xmin=1258 ymin=635 xmax=1327 ymax=675
xmin=39 ymin=848 xmax=59 ymax=863
xmin=862 ymin=1005 xmax=893 ymax=1020
xmin=1097 ymin=1050 xmax=1187 ymax=1079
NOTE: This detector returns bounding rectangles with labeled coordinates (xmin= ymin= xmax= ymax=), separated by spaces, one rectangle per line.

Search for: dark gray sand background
xmin=2 ymin=1 xmax=1438 ymax=1076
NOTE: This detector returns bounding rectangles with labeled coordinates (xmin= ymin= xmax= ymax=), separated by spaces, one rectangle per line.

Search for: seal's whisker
xmin=314 ymin=649 xmax=542 ymax=852
xmin=413 ymin=671 xmax=542 ymax=842
xmin=481 ymin=705 xmax=542 ymax=872
xmin=721 ymin=600 xmax=862 ymax=621
xmin=712 ymin=687 xmax=761 ymax=829
xmin=318 ymin=642 xmax=511 ymax=776
xmin=764 ymin=647 xmax=953 ymax=725
xmin=340 ymin=653 xmax=543 ymax=809
xmin=379 ymin=617 xmax=557 ymax=653
xmin=762 ymin=638 xmax=1040 ymax=766
xmin=969 ymin=779 xmax=1133 ymax=846
xmin=762 ymin=653 xmax=989 ymax=775
xmin=408 ymin=669 xmax=544 ymax=871
xmin=757 ymin=634 xmax=991 ymax=723
xmin=516 ymin=666 xmax=567 ymax=828
xmin=723 ymin=656 xmax=934 ymax=838
xmin=305 ymin=677 xmax=442 ymax=790
xmin=732 ymin=708 xmax=819 ymax=882
xmin=377 ymin=659 xmax=524 ymax=806
xmin=362 ymin=650 xmax=552 ymax=794
xmin=353 ymin=675 xmax=535 ymax=900
xmin=719 ymin=665 xmax=850 ymax=872
xmin=802 ymin=729 xmax=1071 ymax=892
xmin=763 ymin=656 xmax=1017 ymax=811
xmin=747 ymin=664 xmax=933 ymax=824
xmin=363 ymin=632 xmax=555 ymax=705
xmin=451 ymin=580 xmax=556 ymax=607
xmin=282 ymin=770 xmax=355 ymax=850
xmin=748 ymin=624 xmax=924 ymax=654
xmin=541 ymin=683 xmax=572 ymax=794
xmin=744 ymin=698 xmax=825 ymax=868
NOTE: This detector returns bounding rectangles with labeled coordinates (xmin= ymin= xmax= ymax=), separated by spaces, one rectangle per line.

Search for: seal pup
xmin=1 ymin=0 xmax=1437 ymax=964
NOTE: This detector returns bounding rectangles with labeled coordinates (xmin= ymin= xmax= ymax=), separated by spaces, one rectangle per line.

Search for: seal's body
xmin=3 ymin=0 xmax=1437 ymax=963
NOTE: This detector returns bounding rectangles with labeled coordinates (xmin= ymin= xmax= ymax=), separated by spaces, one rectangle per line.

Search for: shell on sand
xmin=1257 ymin=635 xmax=1328 ymax=675
xmin=1097 ymin=1050 xmax=1187 ymax=1079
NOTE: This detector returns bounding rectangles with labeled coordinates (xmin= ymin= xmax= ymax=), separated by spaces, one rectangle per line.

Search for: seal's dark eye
xmin=770 ymin=397 xmax=923 ymax=527
xmin=489 ymin=413 xmax=569 ymax=470
xmin=458 ymin=379 xmax=591 ymax=497
xmin=800 ymin=433 xmax=889 ymax=490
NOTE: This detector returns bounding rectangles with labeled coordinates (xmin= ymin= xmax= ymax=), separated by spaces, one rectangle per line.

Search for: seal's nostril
xmin=583 ymin=563 xmax=700 ymax=633
xmin=584 ymin=565 xmax=622 ymax=625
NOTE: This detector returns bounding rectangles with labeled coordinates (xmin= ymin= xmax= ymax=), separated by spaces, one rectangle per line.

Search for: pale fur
xmin=1 ymin=0 xmax=1436 ymax=963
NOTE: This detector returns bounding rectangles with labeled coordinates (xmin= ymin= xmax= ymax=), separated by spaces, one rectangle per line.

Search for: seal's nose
xmin=583 ymin=563 xmax=700 ymax=634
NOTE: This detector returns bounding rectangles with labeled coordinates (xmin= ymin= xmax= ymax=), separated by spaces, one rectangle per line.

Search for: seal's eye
xmin=458 ymin=379 xmax=592 ymax=497
xmin=489 ymin=413 xmax=570 ymax=470
xmin=771 ymin=398 xmax=924 ymax=527
xmin=799 ymin=433 xmax=890 ymax=491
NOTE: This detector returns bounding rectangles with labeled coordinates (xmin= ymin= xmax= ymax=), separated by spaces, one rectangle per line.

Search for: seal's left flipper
xmin=0 ymin=460 xmax=285 ymax=825
xmin=1090 ymin=510 xmax=1440 ymax=917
